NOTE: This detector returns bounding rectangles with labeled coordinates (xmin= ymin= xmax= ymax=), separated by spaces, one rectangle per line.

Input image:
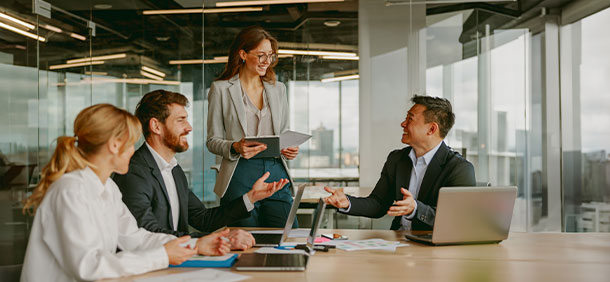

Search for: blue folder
xmin=169 ymin=254 xmax=238 ymax=268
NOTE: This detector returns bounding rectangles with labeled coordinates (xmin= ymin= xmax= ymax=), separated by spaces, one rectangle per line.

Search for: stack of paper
xmin=322 ymin=239 xmax=408 ymax=252
xmin=135 ymin=269 xmax=249 ymax=282
xmin=280 ymin=130 xmax=312 ymax=149
xmin=248 ymin=228 xmax=310 ymax=238
xmin=254 ymin=247 xmax=308 ymax=255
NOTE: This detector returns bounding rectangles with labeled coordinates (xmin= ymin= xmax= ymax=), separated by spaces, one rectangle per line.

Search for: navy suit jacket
xmin=113 ymin=145 xmax=249 ymax=237
xmin=344 ymin=142 xmax=476 ymax=230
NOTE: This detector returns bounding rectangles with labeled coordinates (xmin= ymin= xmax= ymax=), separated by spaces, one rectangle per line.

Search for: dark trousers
xmin=221 ymin=158 xmax=298 ymax=228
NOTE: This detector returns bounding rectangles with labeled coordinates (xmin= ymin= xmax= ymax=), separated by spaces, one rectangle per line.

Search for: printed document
xmin=280 ymin=130 xmax=311 ymax=149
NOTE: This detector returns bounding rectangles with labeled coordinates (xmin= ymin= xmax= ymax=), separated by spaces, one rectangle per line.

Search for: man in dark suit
xmin=324 ymin=95 xmax=475 ymax=230
xmin=113 ymin=90 xmax=287 ymax=249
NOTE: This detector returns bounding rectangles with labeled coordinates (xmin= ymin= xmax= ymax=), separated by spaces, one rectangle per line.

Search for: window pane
xmin=426 ymin=10 xmax=530 ymax=232
xmin=562 ymin=7 xmax=610 ymax=232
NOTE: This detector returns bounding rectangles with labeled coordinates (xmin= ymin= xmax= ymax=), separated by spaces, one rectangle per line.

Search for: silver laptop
xmin=235 ymin=198 xmax=326 ymax=271
xmin=251 ymin=185 xmax=306 ymax=247
xmin=405 ymin=186 xmax=517 ymax=245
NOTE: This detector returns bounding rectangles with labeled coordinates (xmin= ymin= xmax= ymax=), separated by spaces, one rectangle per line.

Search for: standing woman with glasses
xmin=207 ymin=26 xmax=299 ymax=227
xmin=21 ymin=104 xmax=230 ymax=281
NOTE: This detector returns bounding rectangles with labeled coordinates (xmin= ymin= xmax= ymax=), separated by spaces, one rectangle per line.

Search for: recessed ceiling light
xmin=0 ymin=12 xmax=35 ymax=30
xmin=70 ymin=33 xmax=87 ymax=41
xmin=279 ymin=49 xmax=356 ymax=57
xmin=0 ymin=22 xmax=45 ymax=42
xmin=66 ymin=53 xmax=126 ymax=64
xmin=49 ymin=61 xmax=104 ymax=70
xmin=93 ymin=4 xmax=112 ymax=9
xmin=141 ymin=66 xmax=166 ymax=78
xmin=321 ymin=55 xmax=359 ymax=60
xmin=321 ymin=74 xmax=359 ymax=83
xmin=216 ymin=0 xmax=344 ymax=7
xmin=324 ymin=20 xmax=341 ymax=27
xmin=142 ymin=7 xmax=262 ymax=15
xmin=43 ymin=24 xmax=62 ymax=33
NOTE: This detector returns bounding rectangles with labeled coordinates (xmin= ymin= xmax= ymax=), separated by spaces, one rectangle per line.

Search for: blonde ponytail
xmin=22 ymin=104 xmax=141 ymax=214
xmin=22 ymin=136 xmax=90 ymax=214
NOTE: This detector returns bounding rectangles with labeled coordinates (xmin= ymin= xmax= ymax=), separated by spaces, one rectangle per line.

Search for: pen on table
xmin=274 ymin=245 xmax=294 ymax=250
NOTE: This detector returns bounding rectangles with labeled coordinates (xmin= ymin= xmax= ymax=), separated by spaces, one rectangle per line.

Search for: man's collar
xmin=145 ymin=142 xmax=177 ymax=171
xmin=409 ymin=141 xmax=443 ymax=165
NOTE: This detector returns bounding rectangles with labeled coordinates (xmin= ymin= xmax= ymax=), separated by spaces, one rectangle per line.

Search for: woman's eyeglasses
xmin=248 ymin=52 xmax=278 ymax=64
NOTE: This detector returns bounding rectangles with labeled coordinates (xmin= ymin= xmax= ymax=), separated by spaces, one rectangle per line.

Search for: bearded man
xmin=113 ymin=90 xmax=287 ymax=250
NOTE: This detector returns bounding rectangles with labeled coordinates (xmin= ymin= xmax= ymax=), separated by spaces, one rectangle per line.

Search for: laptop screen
xmin=279 ymin=185 xmax=306 ymax=242
xmin=432 ymin=186 xmax=517 ymax=244
xmin=306 ymin=198 xmax=326 ymax=251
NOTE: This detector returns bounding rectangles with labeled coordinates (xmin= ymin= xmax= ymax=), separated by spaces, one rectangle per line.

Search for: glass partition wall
xmin=425 ymin=9 xmax=533 ymax=231
xmin=1 ymin=0 xmax=609 ymax=268
xmin=0 ymin=0 xmax=360 ymax=265
xmin=201 ymin=5 xmax=360 ymax=202
xmin=561 ymin=7 xmax=610 ymax=232
xmin=425 ymin=3 xmax=610 ymax=232
xmin=0 ymin=1 xmax=205 ymax=265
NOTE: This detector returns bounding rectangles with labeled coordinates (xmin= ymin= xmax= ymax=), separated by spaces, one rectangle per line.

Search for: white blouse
xmin=21 ymin=167 xmax=176 ymax=282
xmin=241 ymin=86 xmax=274 ymax=137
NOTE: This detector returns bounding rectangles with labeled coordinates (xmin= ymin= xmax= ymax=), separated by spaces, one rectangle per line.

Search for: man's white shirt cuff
xmin=405 ymin=200 xmax=418 ymax=219
xmin=338 ymin=197 xmax=352 ymax=213
xmin=243 ymin=193 xmax=255 ymax=212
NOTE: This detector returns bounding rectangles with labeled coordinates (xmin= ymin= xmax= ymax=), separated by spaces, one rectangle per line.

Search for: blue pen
xmin=274 ymin=245 xmax=293 ymax=250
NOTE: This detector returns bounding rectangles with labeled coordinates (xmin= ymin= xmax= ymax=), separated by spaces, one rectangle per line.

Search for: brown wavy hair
xmin=216 ymin=26 xmax=279 ymax=84
xmin=135 ymin=90 xmax=189 ymax=139
xmin=22 ymin=104 xmax=141 ymax=214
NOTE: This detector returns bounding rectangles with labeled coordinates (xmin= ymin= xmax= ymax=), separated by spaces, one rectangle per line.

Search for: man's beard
xmin=164 ymin=130 xmax=189 ymax=153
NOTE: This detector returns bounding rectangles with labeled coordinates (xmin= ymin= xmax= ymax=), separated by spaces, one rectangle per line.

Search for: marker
xmin=221 ymin=236 xmax=230 ymax=243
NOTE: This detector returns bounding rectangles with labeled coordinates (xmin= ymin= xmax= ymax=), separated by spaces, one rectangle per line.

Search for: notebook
xmin=169 ymin=254 xmax=238 ymax=268
xmin=235 ymin=198 xmax=326 ymax=271
xmin=404 ymin=186 xmax=517 ymax=245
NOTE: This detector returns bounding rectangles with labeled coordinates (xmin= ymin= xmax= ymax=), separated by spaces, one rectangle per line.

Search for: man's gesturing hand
xmin=387 ymin=188 xmax=416 ymax=217
xmin=246 ymin=172 xmax=289 ymax=203
xmin=323 ymin=187 xmax=350 ymax=209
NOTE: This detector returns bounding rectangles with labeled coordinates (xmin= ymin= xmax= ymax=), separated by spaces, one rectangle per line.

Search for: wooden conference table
xmin=102 ymin=230 xmax=610 ymax=282
xmin=300 ymin=186 xmax=372 ymax=204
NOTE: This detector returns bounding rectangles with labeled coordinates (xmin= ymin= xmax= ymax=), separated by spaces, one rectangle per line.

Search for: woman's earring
xmin=242 ymin=59 xmax=245 ymax=63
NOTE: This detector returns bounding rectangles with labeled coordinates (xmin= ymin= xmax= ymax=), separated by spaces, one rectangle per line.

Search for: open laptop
xmin=250 ymin=185 xmax=306 ymax=247
xmin=405 ymin=186 xmax=517 ymax=245
xmin=235 ymin=198 xmax=326 ymax=271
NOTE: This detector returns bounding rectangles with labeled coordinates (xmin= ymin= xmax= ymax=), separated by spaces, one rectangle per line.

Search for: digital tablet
xmin=244 ymin=136 xmax=280 ymax=158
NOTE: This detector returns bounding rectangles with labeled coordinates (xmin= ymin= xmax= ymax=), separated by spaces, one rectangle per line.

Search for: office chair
xmin=0 ymin=264 xmax=22 ymax=282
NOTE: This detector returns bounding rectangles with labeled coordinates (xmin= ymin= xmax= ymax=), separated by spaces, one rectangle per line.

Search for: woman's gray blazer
xmin=206 ymin=74 xmax=293 ymax=198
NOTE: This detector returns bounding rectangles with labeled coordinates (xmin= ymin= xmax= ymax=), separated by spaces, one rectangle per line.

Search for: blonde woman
xmin=21 ymin=104 xmax=230 ymax=282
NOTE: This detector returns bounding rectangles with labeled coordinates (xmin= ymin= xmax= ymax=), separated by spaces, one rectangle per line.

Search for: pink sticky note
xmin=314 ymin=237 xmax=331 ymax=243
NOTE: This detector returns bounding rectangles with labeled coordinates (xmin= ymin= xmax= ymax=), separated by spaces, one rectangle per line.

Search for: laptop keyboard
xmin=253 ymin=233 xmax=282 ymax=245
xmin=263 ymin=254 xmax=306 ymax=266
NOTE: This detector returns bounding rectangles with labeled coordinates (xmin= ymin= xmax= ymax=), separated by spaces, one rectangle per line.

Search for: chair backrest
xmin=2 ymin=164 xmax=36 ymax=187
xmin=0 ymin=264 xmax=23 ymax=282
